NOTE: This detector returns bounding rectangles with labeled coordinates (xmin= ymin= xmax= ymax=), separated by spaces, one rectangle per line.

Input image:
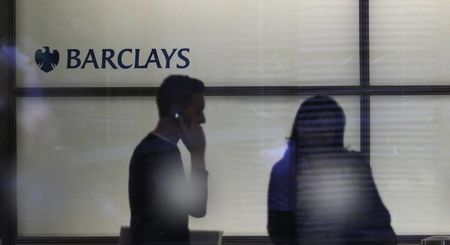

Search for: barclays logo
xmin=34 ymin=46 xmax=191 ymax=73
xmin=35 ymin=46 xmax=60 ymax=73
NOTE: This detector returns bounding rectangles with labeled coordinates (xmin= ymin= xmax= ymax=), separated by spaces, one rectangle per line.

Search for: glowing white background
xmin=17 ymin=96 xmax=360 ymax=235
xmin=371 ymin=0 xmax=450 ymax=85
xmin=15 ymin=0 xmax=358 ymax=87
xmin=371 ymin=97 xmax=450 ymax=234
xmin=16 ymin=0 xmax=450 ymax=238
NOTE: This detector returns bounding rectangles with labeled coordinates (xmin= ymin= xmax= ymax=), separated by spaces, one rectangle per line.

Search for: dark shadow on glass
xmin=268 ymin=95 xmax=396 ymax=245
xmin=128 ymin=75 xmax=208 ymax=245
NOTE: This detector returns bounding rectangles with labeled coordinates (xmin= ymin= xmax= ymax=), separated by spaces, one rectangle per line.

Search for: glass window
xmin=371 ymin=96 xmax=450 ymax=234
xmin=15 ymin=0 xmax=359 ymax=87
xmin=15 ymin=0 xmax=450 ymax=241
xmin=17 ymin=97 xmax=155 ymax=235
xmin=16 ymin=96 xmax=359 ymax=235
xmin=371 ymin=0 xmax=450 ymax=85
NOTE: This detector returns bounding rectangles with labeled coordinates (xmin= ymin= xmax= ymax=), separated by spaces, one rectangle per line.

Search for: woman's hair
xmin=289 ymin=95 xmax=346 ymax=151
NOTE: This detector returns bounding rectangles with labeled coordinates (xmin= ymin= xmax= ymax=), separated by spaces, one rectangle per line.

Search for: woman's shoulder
xmin=271 ymin=144 xmax=295 ymax=174
xmin=334 ymin=149 xmax=372 ymax=172
xmin=333 ymin=149 xmax=365 ymax=161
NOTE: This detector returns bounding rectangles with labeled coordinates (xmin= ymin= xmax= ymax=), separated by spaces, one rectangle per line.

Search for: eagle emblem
xmin=35 ymin=46 xmax=59 ymax=73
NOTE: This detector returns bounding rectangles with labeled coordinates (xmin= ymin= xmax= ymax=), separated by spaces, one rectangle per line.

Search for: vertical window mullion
xmin=360 ymin=0 xmax=370 ymax=164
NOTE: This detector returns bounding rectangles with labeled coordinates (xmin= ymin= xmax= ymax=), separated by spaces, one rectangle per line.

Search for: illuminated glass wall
xmin=13 ymin=0 xmax=450 ymax=237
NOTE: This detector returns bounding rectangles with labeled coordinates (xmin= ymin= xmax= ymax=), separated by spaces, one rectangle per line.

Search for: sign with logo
xmin=16 ymin=0 xmax=358 ymax=87
xmin=34 ymin=47 xmax=190 ymax=72
xmin=35 ymin=46 xmax=59 ymax=72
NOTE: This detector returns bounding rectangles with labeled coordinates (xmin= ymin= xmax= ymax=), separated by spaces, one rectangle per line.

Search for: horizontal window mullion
xmin=14 ymin=86 xmax=362 ymax=97
xmin=15 ymin=85 xmax=450 ymax=97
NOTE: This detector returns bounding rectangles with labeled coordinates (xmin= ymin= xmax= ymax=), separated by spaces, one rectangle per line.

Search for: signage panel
xmin=16 ymin=0 xmax=358 ymax=87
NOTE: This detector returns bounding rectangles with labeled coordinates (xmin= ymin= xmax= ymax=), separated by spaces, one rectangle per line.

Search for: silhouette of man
xmin=128 ymin=75 xmax=208 ymax=245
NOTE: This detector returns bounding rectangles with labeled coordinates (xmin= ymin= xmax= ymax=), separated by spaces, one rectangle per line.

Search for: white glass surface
xmin=371 ymin=0 xmax=450 ymax=85
xmin=17 ymin=97 xmax=157 ymax=236
xmin=371 ymin=97 xmax=450 ymax=234
xmin=16 ymin=0 xmax=358 ymax=87
xmin=16 ymin=96 xmax=359 ymax=236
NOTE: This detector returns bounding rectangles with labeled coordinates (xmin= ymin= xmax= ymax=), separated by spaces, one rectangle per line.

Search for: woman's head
xmin=290 ymin=95 xmax=345 ymax=152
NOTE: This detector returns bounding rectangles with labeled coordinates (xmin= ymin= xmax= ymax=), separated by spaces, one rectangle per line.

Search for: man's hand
xmin=180 ymin=123 xmax=206 ymax=165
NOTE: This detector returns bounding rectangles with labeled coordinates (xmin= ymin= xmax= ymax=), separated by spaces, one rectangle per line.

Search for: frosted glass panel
xmin=371 ymin=0 xmax=450 ymax=85
xmin=16 ymin=97 xmax=156 ymax=236
xmin=371 ymin=97 xmax=450 ymax=234
xmin=17 ymin=96 xmax=359 ymax=236
xmin=191 ymin=96 xmax=360 ymax=235
xmin=16 ymin=0 xmax=358 ymax=87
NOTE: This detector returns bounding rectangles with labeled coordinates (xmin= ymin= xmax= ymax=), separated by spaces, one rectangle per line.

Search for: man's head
xmin=157 ymin=75 xmax=205 ymax=126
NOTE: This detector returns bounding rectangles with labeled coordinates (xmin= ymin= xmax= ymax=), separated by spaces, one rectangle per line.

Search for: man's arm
xmin=188 ymin=153 xmax=208 ymax=217
xmin=141 ymin=151 xmax=207 ymax=221
xmin=181 ymin=124 xmax=208 ymax=217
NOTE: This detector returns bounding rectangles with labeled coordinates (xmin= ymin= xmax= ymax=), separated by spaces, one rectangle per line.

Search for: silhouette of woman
xmin=268 ymin=95 xmax=396 ymax=245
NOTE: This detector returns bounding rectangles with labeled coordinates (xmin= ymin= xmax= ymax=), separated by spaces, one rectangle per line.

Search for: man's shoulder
xmin=134 ymin=133 xmax=177 ymax=156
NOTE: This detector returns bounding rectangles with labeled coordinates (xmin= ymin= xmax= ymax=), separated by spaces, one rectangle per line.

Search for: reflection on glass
xmin=16 ymin=96 xmax=359 ymax=236
xmin=268 ymin=96 xmax=394 ymax=244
